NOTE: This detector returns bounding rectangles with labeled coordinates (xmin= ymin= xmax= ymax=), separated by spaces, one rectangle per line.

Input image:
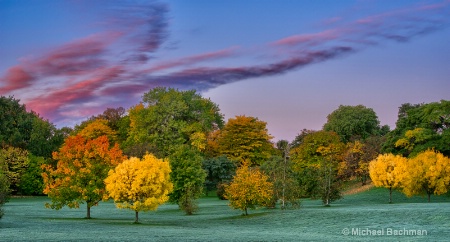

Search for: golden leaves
xmin=369 ymin=150 xmax=450 ymax=199
xmin=104 ymin=154 xmax=173 ymax=213
xmin=225 ymin=164 xmax=273 ymax=214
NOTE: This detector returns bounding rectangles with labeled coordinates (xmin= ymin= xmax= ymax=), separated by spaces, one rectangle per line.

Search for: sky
xmin=1 ymin=0 xmax=449 ymax=142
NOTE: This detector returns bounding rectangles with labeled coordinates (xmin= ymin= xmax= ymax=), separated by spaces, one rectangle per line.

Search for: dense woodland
xmin=1 ymin=88 xmax=449 ymax=219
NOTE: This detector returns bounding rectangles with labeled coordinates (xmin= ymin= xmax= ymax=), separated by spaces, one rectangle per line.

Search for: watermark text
xmin=342 ymin=227 xmax=428 ymax=237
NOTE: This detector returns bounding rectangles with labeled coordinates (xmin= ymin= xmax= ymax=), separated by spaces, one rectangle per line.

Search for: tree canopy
xmin=212 ymin=115 xmax=275 ymax=166
xmin=369 ymin=153 xmax=408 ymax=203
xmin=225 ymin=163 xmax=273 ymax=215
xmin=126 ymin=87 xmax=224 ymax=158
xmin=42 ymin=135 xmax=126 ymax=218
xmin=383 ymin=100 xmax=450 ymax=157
xmin=323 ymin=105 xmax=385 ymax=143
xmin=105 ymin=154 xmax=173 ymax=223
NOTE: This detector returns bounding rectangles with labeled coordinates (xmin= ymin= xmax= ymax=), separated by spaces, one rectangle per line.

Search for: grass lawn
xmin=1 ymin=187 xmax=450 ymax=241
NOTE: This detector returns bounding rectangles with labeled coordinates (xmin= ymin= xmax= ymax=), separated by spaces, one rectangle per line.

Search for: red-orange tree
xmin=42 ymin=135 xmax=126 ymax=218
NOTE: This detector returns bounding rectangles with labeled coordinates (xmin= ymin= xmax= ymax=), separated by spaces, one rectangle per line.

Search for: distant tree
xmin=261 ymin=155 xmax=301 ymax=209
xmin=382 ymin=100 xmax=450 ymax=157
xmin=213 ymin=115 xmax=275 ymax=166
xmin=369 ymin=153 xmax=408 ymax=203
xmin=0 ymin=168 xmax=10 ymax=219
xmin=0 ymin=146 xmax=29 ymax=194
xmin=0 ymin=96 xmax=67 ymax=158
xmin=291 ymin=131 xmax=345 ymax=205
xmin=27 ymin=114 xmax=66 ymax=158
xmin=42 ymin=135 xmax=126 ymax=218
xmin=0 ymin=96 xmax=33 ymax=149
xmin=202 ymin=156 xmax=236 ymax=197
xmin=225 ymin=163 xmax=273 ymax=215
xmin=169 ymin=146 xmax=206 ymax=215
xmin=19 ymin=155 xmax=46 ymax=195
xmin=126 ymin=87 xmax=224 ymax=158
xmin=105 ymin=154 xmax=173 ymax=223
xmin=323 ymin=105 xmax=383 ymax=143
xmin=341 ymin=136 xmax=384 ymax=186
xmin=97 ymin=107 xmax=126 ymax=130
xmin=402 ymin=150 xmax=450 ymax=202
xmin=291 ymin=129 xmax=316 ymax=149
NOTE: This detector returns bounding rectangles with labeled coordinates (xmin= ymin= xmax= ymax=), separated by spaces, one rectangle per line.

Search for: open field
xmin=2 ymin=188 xmax=450 ymax=241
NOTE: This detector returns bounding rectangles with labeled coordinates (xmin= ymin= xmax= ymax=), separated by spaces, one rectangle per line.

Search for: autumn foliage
xmin=42 ymin=135 xmax=126 ymax=218
xmin=225 ymin=163 xmax=273 ymax=215
xmin=402 ymin=150 xmax=450 ymax=202
xmin=212 ymin=115 xmax=274 ymax=166
xmin=104 ymin=154 xmax=173 ymax=223
xmin=369 ymin=153 xmax=408 ymax=203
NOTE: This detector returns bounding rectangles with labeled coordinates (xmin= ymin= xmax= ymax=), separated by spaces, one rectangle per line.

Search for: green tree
xmin=291 ymin=131 xmax=345 ymax=205
xmin=213 ymin=115 xmax=275 ymax=166
xmin=0 ymin=96 xmax=33 ymax=149
xmin=202 ymin=156 xmax=236 ymax=197
xmin=27 ymin=114 xmax=66 ymax=158
xmin=225 ymin=163 xmax=273 ymax=215
xmin=42 ymin=135 xmax=126 ymax=218
xmin=323 ymin=105 xmax=385 ymax=143
xmin=261 ymin=155 xmax=301 ymax=209
xmin=383 ymin=100 xmax=450 ymax=157
xmin=0 ymin=146 xmax=29 ymax=194
xmin=169 ymin=145 xmax=206 ymax=215
xmin=104 ymin=154 xmax=173 ymax=223
xmin=126 ymin=87 xmax=224 ymax=158
xmin=19 ymin=155 xmax=46 ymax=195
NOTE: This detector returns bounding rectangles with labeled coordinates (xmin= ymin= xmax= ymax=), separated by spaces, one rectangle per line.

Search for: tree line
xmin=0 ymin=89 xmax=449 ymax=220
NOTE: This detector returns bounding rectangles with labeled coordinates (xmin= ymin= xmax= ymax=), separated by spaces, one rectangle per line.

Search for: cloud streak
xmin=1 ymin=1 xmax=449 ymax=126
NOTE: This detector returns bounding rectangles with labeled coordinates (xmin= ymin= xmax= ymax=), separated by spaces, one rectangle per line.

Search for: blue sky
xmin=1 ymin=0 xmax=449 ymax=141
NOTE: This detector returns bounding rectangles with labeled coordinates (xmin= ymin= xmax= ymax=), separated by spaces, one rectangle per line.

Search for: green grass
xmin=2 ymin=188 xmax=450 ymax=241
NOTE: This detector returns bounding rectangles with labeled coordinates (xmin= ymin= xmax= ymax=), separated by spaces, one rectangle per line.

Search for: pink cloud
xmin=26 ymin=66 xmax=124 ymax=120
xmin=272 ymin=29 xmax=341 ymax=47
xmin=2 ymin=1 xmax=449 ymax=127
xmin=0 ymin=66 xmax=35 ymax=94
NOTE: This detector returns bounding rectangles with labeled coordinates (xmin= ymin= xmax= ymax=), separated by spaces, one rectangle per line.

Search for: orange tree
xmin=225 ymin=162 xmax=273 ymax=215
xmin=369 ymin=153 xmax=408 ymax=203
xmin=104 ymin=154 xmax=172 ymax=223
xmin=42 ymin=135 xmax=126 ymax=218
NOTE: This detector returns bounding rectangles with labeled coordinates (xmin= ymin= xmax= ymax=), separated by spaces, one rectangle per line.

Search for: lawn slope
xmin=1 ymin=188 xmax=449 ymax=241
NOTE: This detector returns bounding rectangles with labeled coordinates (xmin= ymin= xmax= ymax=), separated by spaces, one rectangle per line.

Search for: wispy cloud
xmin=1 ymin=1 xmax=449 ymax=125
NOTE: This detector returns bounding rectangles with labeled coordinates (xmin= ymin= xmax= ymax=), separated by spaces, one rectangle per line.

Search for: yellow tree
xmin=42 ymin=135 xmax=126 ymax=218
xmin=369 ymin=154 xmax=408 ymax=203
xmin=225 ymin=162 xmax=273 ymax=215
xmin=214 ymin=115 xmax=274 ymax=166
xmin=403 ymin=150 xmax=450 ymax=202
xmin=104 ymin=154 xmax=173 ymax=223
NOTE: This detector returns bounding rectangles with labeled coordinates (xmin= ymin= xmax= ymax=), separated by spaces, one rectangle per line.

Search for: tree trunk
xmin=135 ymin=211 xmax=139 ymax=223
xmin=389 ymin=187 xmax=392 ymax=204
xmin=244 ymin=207 xmax=248 ymax=216
xmin=428 ymin=193 xmax=431 ymax=203
xmin=86 ymin=204 xmax=91 ymax=219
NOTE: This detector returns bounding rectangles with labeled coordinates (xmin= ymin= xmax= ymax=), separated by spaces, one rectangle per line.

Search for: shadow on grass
xmin=40 ymin=216 xmax=181 ymax=227
xmin=213 ymin=211 xmax=272 ymax=221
